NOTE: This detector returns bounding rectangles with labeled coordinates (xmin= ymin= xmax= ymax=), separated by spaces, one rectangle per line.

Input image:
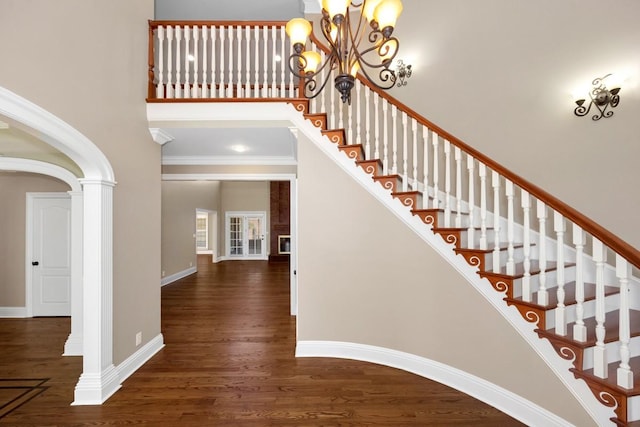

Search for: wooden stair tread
xmin=479 ymin=260 xmax=575 ymax=279
xmin=374 ymin=174 xmax=402 ymax=180
xmin=507 ymin=281 xmax=619 ymax=310
xmin=571 ymin=353 xmax=640 ymax=397
xmin=412 ymin=208 xmax=468 ymax=216
xmin=538 ymin=309 xmax=640 ymax=348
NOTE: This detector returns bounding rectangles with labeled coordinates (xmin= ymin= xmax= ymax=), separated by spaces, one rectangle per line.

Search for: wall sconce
xmin=574 ymin=74 xmax=620 ymax=121
xmin=395 ymin=59 xmax=412 ymax=87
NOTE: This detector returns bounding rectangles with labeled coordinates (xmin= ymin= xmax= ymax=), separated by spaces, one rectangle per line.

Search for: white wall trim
xmin=0 ymin=307 xmax=27 ymax=318
xmin=116 ymin=333 xmax=165 ymax=384
xmin=162 ymin=173 xmax=296 ymax=181
xmin=149 ymin=128 xmax=174 ymax=145
xmin=161 ymin=266 xmax=197 ymax=287
xmin=162 ymin=155 xmax=297 ymax=166
xmin=296 ymin=340 xmax=572 ymax=427
xmin=0 ymin=158 xmax=81 ymax=191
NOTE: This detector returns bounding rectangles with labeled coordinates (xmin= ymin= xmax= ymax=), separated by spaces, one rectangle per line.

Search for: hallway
xmin=0 ymin=259 xmax=522 ymax=426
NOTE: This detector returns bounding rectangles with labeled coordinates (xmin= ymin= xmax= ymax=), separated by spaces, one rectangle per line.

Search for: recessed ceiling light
xmin=231 ymin=145 xmax=248 ymax=153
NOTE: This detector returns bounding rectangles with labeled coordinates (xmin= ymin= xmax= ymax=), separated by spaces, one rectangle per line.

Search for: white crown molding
xmin=161 ymin=266 xmax=197 ymax=287
xmin=296 ymin=341 xmax=572 ymax=427
xmin=149 ymin=128 xmax=174 ymax=145
xmin=162 ymin=155 xmax=297 ymax=166
xmin=162 ymin=173 xmax=297 ymax=181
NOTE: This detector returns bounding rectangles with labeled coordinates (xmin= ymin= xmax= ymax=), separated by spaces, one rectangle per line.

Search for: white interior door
xmin=31 ymin=194 xmax=72 ymax=316
xmin=226 ymin=212 xmax=266 ymax=259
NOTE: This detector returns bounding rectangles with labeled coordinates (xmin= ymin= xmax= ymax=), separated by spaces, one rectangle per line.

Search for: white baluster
xmin=382 ymin=99 xmax=389 ymax=175
xmin=201 ymin=26 xmax=208 ymax=98
xmin=191 ymin=26 xmax=200 ymax=98
xmin=536 ymin=201 xmax=549 ymax=305
xmin=492 ymin=171 xmax=501 ymax=272
xmin=227 ymin=26 xmax=234 ymax=97
xmin=422 ymin=126 xmax=429 ymax=209
xmin=372 ymin=91 xmax=379 ymax=160
xmin=443 ymin=140 xmax=452 ymax=227
xmin=245 ymin=26 xmax=251 ymax=97
xmin=554 ymin=211 xmax=566 ymax=335
xmin=478 ymin=163 xmax=487 ymax=250
xmin=319 ymin=50 xmax=326 ymax=111
xmin=454 ymin=147 xmax=462 ymax=227
xmin=156 ymin=26 xmax=165 ymax=98
xmin=617 ymin=255 xmax=633 ymax=389
xmin=366 ymin=85 xmax=372 ymax=158
xmin=289 ymin=34 xmax=295 ymax=97
xmin=184 ymin=26 xmax=191 ymax=99
xmin=166 ymin=26 xmax=174 ymax=99
xmin=236 ymin=26 xmax=243 ymax=97
xmin=348 ymin=93 xmax=354 ymax=150
xmin=175 ymin=26 xmax=183 ymax=98
xmin=280 ymin=26 xmax=286 ymax=97
xmin=271 ymin=26 xmax=277 ymax=96
xmin=432 ymin=132 xmax=439 ymax=210
xmin=466 ymin=154 xmax=475 ymax=248
xmin=592 ymin=238 xmax=608 ymax=379
xmin=219 ymin=26 xmax=225 ymax=98
xmin=412 ymin=118 xmax=418 ymax=191
xmin=262 ymin=26 xmax=268 ymax=97
xmin=505 ymin=180 xmax=515 ymax=275
xmin=210 ymin=25 xmax=216 ymax=98
xmin=391 ymin=105 xmax=398 ymax=175
xmin=330 ymin=77 xmax=336 ymax=129
xmin=254 ymin=26 xmax=260 ymax=98
xmin=521 ymin=190 xmax=532 ymax=301
xmin=356 ymin=80 xmax=362 ymax=149
xmin=572 ymin=224 xmax=587 ymax=341
xmin=401 ymin=111 xmax=408 ymax=191
xmin=338 ymin=98 xmax=344 ymax=130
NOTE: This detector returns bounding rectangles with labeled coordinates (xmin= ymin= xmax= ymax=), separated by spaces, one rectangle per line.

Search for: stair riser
xmin=540 ymin=293 xmax=620 ymax=331
xmin=469 ymin=247 xmax=527 ymax=273
xmin=581 ymin=329 xmax=640 ymax=372
xmin=393 ymin=194 xmax=423 ymax=210
xmin=510 ymin=268 xmax=578 ymax=299
xmin=627 ymin=395 xmax=640 ymax=422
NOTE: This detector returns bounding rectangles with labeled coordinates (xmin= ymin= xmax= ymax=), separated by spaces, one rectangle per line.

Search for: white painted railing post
xmin=262 ymin=26 xmax=268 ymax=97
xmin=491 ymin=171 xmax=501 ymax=272
xmin=466 ymin=154 xmax=475 ymax=249
xmin=554 ymin=211 xmax=566 ymax=336
xmin=254 ymin=26 xmax=260 ymax=98
xmin=593 ymin=238 xmax=608 ymax=379
xmin=246 ymin=26 xmax=252 ymax=97
xmin=210 ymin=25 xmax=216 ymax=98
xmin=219 ymin=26 xmax=225 ymax=98
xmin=201 ymin=26 xmax=209 ymax=98
xmin=183 ymin=26 xmax=191 ymax=99
xmin=479 ymin=163 xmax=487 ymax=250
xmin=536 ymin=200 xmax=549 ymax=306
xmin=572 ymin=224 xmax=587 ymax=342
xmin=521 ymin=190 xmax=532 ymax=301
xmin=505 ymin=180 xmax=515 ymax=275
xmin=156 ymin=26 xmax=165 ymax=99
xmin=227 ymin=26 xmax=234 ymax=97
xmin=175 ymin=26 xmax=182 ymax=98
xmin=166 ymin=26 xmax=174 ymax=98
xmin=192 ymin=26 xmax=200 ymax=98
xmin=617 ymin=254 xmax=633 ymax=389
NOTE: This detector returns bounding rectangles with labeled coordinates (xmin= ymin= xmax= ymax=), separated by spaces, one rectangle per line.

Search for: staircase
xmin=147 ymin=20 xmax=640 ymax=426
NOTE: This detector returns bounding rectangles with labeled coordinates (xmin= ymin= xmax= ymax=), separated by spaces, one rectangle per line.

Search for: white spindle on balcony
xmin=280 ymin=26 xmax=286 ymax=97
xmin=245 ymin=26 xmax=251 ymax=97
xmin=254 ymin=26 xmax=260 ymax=98
xmin=166 ymin=26 xmax=174 ymax=98
xmin=201 ymin=26 xmax=209 ymax=98
xmin=227 ymin=26 xmax=234 ymax=97
xmin=184 ymin=26 xmax=191 ymax=99
xmin=593 ymin=238 xmax=608 ymax=379
xmin=192 ymin=26 xmax=200 ymax=98
xmin=554 ymin=211 xmax=566 ymax=335
xmin=156 ymin=26 xmax=165 ymax=98
xmin=521 ymin=190 xmax=532 ymax=301
xmin=271 ymin=26 xmax=277 ymax=96
xmin=210 ymin=26 xmax=216 ymax=98
xmin=175 ymin=26 xmax=182 ymax=98
xmin=218 ymin=26 xmax=225 ymax=98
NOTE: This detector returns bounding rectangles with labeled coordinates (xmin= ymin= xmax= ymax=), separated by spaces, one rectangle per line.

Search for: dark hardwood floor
xmin=0 ymin=257 xmax=524 ymax=426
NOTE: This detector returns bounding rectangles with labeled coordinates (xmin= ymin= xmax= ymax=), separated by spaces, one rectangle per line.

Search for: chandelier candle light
xmin=285 ymin=0 xmax=404 ymax=104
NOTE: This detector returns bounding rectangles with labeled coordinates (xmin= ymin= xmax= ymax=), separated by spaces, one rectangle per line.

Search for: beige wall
xmin=0 ymin=173 xmax=70 ymax=307
xmin=389 ymin=0 xmax=640 ymax=250
xmin=219 ymin=181 xmax=271 ymax=257
xmin=162 ymin=181 xmax=220 ymax=278
xmin=297 ymin=133 xmax=594 ymax=426
xmin=0 ymin=0 xmax=159 ymax=364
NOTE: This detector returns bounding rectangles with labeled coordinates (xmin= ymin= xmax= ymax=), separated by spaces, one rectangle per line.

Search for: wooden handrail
xmin=149 ymin=20 xmax=288 ymax=28
xmin=308 ymin=31 xmax=640 ymax=270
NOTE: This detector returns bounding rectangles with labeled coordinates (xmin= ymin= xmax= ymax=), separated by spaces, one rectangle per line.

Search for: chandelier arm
xmin=302 ymin=68 xmax=334 ymax=99
xmin=354 ymin=37 xmax=399 ymax=70
xmin=355 ymin=61 xmax=396 ymax=90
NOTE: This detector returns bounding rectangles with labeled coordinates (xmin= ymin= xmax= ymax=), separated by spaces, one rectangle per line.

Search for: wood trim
xmin=148 ymin=21 xmax=155 ymax=100
xmin=307 ymin=30 xmax=640 ymax=270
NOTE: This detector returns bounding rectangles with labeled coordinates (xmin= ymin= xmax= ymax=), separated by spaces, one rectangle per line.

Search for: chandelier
xmin=285 ymin=0 xmax=404 ymax=104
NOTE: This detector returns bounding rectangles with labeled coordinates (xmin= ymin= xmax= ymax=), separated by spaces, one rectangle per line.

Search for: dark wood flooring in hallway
xmin=0 ymin=257 xmax=523 ymax=426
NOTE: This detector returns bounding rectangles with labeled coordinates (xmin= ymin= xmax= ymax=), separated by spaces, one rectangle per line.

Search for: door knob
xmin=32 ymin=261 xmax=39 ymax=266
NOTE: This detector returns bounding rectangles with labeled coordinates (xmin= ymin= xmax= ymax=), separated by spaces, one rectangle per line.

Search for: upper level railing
xmin=147 ymin=21 xmax=640 ymax=416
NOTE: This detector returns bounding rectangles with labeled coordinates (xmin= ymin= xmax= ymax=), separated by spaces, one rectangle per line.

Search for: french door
xmin=225 ymin=212 xmax=267 ymax=259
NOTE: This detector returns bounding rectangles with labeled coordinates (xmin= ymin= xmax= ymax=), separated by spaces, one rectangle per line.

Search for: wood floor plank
xmin=0 ymin=258 xmax=524 ymax=425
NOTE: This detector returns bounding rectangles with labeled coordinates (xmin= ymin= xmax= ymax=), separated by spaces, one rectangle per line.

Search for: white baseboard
xmin=296 ymin=340 xmax=572 ymax=427
xmin=0 ymin=307 xmax=27 ymax=318
xmin=63 ymin=332 xmax=83 ymax=356
xmin=161 ymin=266 xmax=197 ymax=286
xmin=116 ymin=333 xmax=164 ymax=384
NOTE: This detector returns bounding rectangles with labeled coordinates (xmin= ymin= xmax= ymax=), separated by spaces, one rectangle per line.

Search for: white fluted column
xmin=64 ymin=190 xmax=84 ymax=356
xmin=73 ymin=179 xmax=120 ymax=405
